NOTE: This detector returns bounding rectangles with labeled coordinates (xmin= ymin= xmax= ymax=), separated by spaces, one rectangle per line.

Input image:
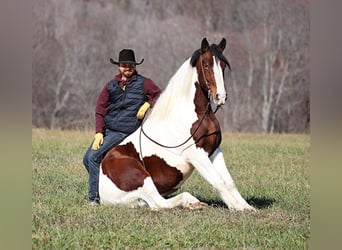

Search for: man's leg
xmin=83 ymin=130 xmax=129 ymax=204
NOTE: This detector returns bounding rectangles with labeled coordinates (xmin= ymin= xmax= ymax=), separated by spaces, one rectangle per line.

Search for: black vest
xmin=104 ymin=75 xmax=147 ymax=133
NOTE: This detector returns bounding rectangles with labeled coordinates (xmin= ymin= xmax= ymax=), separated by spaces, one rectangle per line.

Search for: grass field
xmin=32 ymin=129 xmax=310 ymax=249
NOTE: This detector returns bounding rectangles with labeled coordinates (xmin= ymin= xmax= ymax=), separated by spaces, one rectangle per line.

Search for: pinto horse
xmin=99 ymin=38 xmax=255 ymax=211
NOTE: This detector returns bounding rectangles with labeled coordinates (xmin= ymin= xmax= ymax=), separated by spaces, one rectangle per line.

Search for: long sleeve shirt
xmin=95 ymin=72 xmax=161 ymax=134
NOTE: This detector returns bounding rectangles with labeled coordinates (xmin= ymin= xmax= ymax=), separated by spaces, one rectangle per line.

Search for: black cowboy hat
xmin=110 ymin=49 xmax=144 ymax=65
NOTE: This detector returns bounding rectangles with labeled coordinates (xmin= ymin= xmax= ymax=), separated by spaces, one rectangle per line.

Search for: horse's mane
xmin=148 ymin=58 xmax=197 ymax=121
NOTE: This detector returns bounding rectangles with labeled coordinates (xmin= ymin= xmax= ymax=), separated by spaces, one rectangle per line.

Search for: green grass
xmin=32 ymin=129 xmax=310 ymax=249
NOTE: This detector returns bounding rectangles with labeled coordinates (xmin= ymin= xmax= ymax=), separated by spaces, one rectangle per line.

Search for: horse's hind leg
xmin=100 ymin=150 xmax=205 ymax=210
xmin=123 ymin=177 xmax=207 ymax=210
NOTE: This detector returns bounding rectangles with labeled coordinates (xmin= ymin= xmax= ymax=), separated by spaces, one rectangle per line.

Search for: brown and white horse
xmin=99 ymin=38 xmax=255 ymax=211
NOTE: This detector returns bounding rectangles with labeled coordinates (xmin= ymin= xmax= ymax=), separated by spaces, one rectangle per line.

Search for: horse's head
xmin=190 ymin=38 xmax=230 ymax=106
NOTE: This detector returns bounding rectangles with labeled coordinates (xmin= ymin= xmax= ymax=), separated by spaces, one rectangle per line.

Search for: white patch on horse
xmin=213 ymin=57 xmax=226 ymax=105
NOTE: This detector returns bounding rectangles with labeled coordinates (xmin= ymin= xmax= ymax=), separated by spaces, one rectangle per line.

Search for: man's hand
xmin=136 ymin=102 xmax=150 ymax=119
xmin=92 ymin=133 xmax=103 ymax=150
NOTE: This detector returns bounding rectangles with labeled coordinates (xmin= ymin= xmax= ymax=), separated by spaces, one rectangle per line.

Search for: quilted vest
xmin=104 ymin=75 xmax=147 ymax=133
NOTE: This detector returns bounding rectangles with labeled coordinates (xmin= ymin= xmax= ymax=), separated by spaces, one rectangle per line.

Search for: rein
xmin=140 ymin=102 xmax=208 ymax=149
xmin=139 ymin=102 xmax=220 ymax=151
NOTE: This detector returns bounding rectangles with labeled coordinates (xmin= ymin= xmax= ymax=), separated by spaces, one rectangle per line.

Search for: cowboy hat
xmin=109 ymin=49 xmax=144 ymax=65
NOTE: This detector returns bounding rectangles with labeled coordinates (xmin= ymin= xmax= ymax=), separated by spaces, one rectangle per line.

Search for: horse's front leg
xmin=188 ymin=147 xmax=255 ymax=211
xmin=210 ymin=147 xmax=255 ymax=211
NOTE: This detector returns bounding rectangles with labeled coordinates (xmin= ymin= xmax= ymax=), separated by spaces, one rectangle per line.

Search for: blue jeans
xmin=83 ymin=129 xmax=129 ymax=202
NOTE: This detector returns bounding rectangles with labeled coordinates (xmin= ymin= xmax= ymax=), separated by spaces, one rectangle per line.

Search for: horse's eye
xmin=204 ymin=64 xmax=209 ymax=69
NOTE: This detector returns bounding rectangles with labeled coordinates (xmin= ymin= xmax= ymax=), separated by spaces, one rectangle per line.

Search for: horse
xmin=99 ymin=38 xmax=255 ymax=211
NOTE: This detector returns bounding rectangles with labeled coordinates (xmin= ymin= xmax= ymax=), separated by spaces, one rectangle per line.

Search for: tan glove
xmin=92 ymin=133 xmax=104 ymax=150
xmin=136 ymin=102 xmax=150 ymax=119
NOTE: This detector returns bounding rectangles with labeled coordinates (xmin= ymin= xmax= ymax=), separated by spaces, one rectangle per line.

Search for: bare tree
xmin=32 ymin=0 xmax=309 ymax=133
xmin=230 ymin=0 xmax=309 ymax=133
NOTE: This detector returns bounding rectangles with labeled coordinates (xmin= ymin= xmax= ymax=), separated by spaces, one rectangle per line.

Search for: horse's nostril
xmin=216 ymin=93 xmax=227 ymax=101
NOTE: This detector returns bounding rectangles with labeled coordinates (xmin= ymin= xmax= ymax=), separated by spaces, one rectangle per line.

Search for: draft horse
xmin=99 ymin=38 xmax=255 ymax=211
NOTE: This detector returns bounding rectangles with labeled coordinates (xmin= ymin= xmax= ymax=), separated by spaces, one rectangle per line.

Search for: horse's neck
xmin=148 ymin=59 xmax=198 ymax=121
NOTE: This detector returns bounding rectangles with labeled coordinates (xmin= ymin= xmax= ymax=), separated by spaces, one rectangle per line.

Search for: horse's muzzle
xmin=214 ymin=93 xmax=227 ymax=106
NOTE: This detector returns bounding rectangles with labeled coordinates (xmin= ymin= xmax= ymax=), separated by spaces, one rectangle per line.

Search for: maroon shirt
xmin=95 ymin=72 xmax=161 ymax=134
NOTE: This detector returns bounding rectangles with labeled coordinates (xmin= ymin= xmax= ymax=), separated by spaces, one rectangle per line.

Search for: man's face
xmin=119 ymin=63 xmax=136 ymax=79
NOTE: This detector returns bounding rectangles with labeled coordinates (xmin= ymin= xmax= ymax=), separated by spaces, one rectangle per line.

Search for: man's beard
xmin=122 ymin=69 xmax=134 ymax=78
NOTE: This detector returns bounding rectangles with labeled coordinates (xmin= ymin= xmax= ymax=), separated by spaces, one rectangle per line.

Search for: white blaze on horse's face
xmin=213 ymin=56 xmax=227 ymax=106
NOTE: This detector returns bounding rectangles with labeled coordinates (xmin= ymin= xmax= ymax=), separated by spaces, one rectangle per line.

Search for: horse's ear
xmin=218 ymin=38 xmax=226 ymax=53
xmin=201 ymin=38 xmax=209 ymax=53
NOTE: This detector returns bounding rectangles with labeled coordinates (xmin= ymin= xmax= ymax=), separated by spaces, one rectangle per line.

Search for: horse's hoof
xmin=242 ymin=204 xmax=256 ymax=212
xmin=230 ymin=204 xmax=256 ymax=212
xmin=247 ymin=206 xmax=257 ymax=212
xmin=187 ymin=202 xmax=208 ymax=210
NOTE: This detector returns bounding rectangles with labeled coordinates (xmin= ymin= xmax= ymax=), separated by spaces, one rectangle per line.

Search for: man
xmin=83 ymin=49 xmax=161 ymax=206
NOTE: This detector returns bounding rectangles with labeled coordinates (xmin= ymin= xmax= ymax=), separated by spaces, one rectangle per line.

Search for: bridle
xmin=199 ymin=54 xmax=212 ymax=100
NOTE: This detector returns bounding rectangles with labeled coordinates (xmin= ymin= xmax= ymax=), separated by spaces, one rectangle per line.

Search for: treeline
xmin=32 ymin=0 xmax=309 ymax=133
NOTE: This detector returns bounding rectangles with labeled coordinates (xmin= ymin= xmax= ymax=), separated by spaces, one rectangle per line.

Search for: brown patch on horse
xmin=143 ymin=155 xmax=183 ymax=196
xmin=191 ymin=82 xmax=222 ymax=156
xmin=189 ymin=39 xmax=226 ymax=156
xmin=102 ymin=142 xmax=149 ymax=192
xmin=102 ymin=143 xmax=183 ymax=195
